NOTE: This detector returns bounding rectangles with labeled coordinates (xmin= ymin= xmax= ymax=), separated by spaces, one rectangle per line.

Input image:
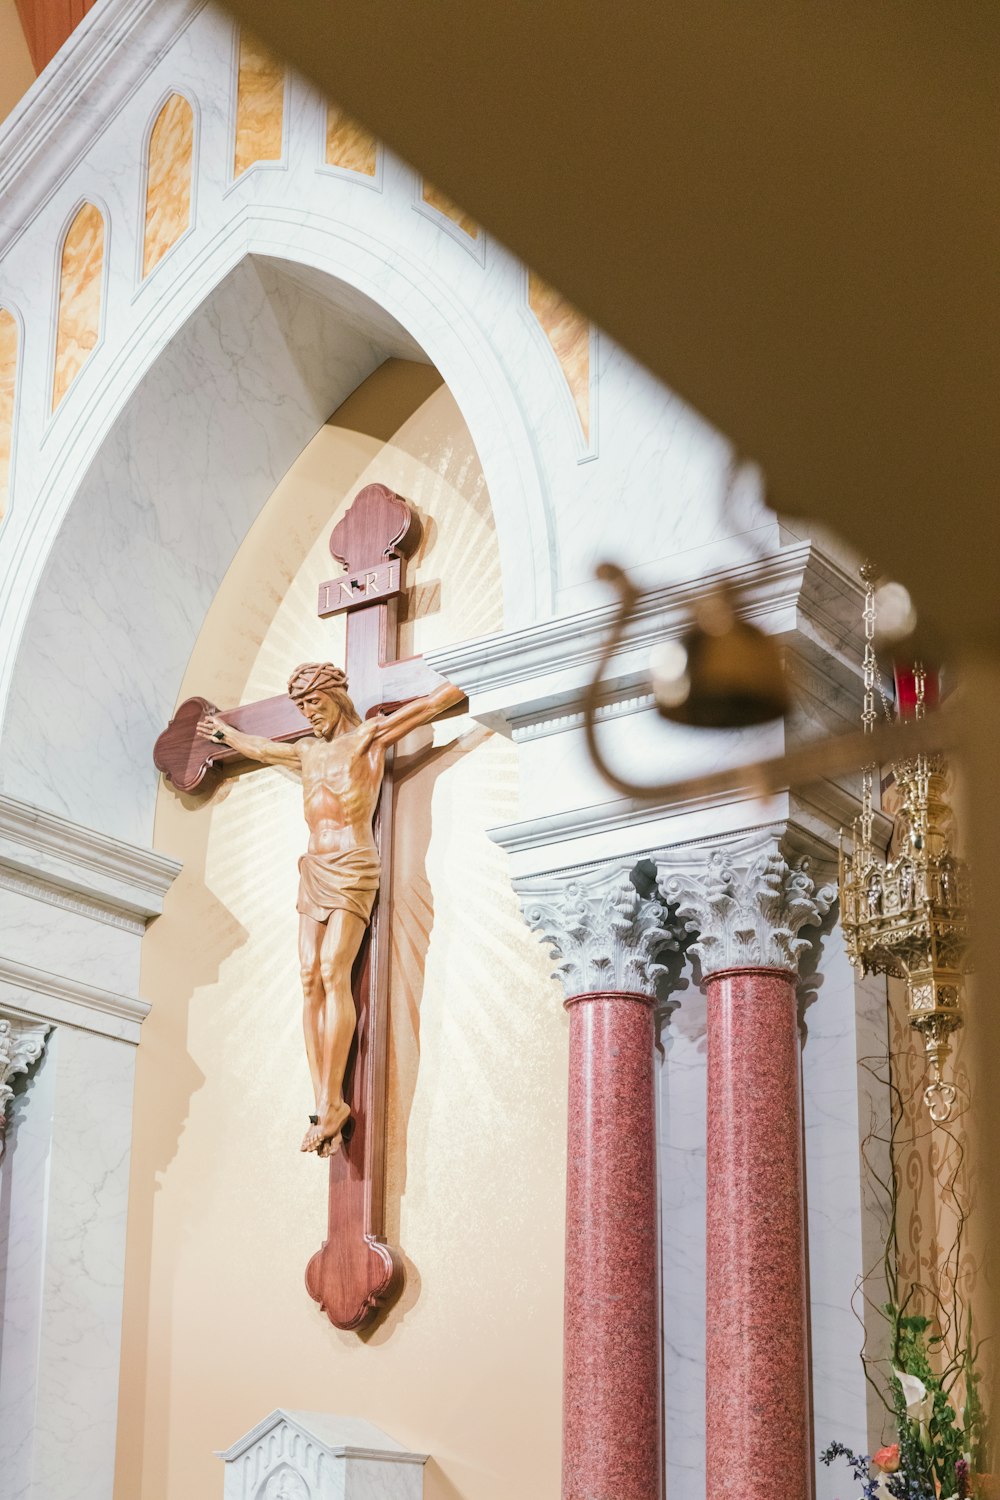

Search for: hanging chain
xmin=859 ymin=566 xmax=879 ymax=851
xmin=913 ymin=661 xmax=926 ymax=721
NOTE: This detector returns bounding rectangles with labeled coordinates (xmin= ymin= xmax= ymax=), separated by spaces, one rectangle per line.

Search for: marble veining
xmin=143 ymin=92 xmax=194 ymax=277
xmin=325 ymin=105 xmax=377 ymax=176
xmin=0 ymin=307 xmax=16 ymax=520
xmin=704 ymin=967 xmax=810 ymax=1500
xmin=528 ymin=270 xmax=590 ymax=442
xmin=658 ymin=988 xmax=708 ymax=1500
xmin=0 ymin=1034 xmax=55 ymax=1500
xmin=4 ymin=258 xmax=419 ymax=844
xmin=234 ymin=30 xmax=285 ymax=177
xmin=564 ymin=991 xmax=660 ymax=1500
xmin=0 ymin=1025 xmax=138 ymax=1500
xmin=52 ymin=202 xmax=104 ymax=412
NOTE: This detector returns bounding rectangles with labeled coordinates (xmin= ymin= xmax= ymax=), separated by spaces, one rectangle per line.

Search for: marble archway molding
xmin=0 ymin=222 xmax=555 ymax=844
xmin=0 ymin=213 xmax=555 ymax=665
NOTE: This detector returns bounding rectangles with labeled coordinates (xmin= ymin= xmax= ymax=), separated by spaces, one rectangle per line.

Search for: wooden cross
xmin=154 ymin=482 xmax=452 ymax=1330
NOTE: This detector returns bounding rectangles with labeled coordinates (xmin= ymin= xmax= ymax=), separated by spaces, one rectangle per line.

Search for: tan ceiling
xmin=0 ymin=0 xmax=35 ymax=123
xmin=219 ymin=0 xmax=999 ymax=647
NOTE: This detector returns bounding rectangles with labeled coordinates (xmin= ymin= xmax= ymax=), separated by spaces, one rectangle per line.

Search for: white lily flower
xmin=893 ymin=1367 xmax=935 ymax=1428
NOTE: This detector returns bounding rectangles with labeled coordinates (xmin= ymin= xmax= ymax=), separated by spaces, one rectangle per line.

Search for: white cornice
xmin=0 ymin=792 xmax=181 ymax=929
xmin=0 ymin=955 xmax=150 ymax=1042
xmin=425 ymin=541 xmax=864 ymax=733
xmin=0 ymin=0 xmax=205 ymax=261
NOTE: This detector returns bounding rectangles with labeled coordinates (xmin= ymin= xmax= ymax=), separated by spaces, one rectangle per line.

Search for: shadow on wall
xmin=361 ymin=719 xmax=492 ymax=1347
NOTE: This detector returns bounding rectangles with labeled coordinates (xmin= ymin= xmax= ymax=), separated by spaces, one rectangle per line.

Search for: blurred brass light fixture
xmin=582 ymin=561 xmax=955 ymax=807
xmin=649 ymin=583 xmax=788 ymax=728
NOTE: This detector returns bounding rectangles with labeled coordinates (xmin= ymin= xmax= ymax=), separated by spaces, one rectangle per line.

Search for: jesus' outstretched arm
xmin=196 ymin=714 xmax=303 ymax=768
xmin=368 ymin=682 xmax=467 ymax=749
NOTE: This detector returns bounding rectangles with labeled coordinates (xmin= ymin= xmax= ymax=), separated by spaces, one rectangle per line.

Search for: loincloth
xmin=296 ymin=846 xmax=381 ymax=925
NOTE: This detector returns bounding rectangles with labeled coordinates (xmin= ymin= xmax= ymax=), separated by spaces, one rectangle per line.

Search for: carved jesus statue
xmin=197 ymin=662 xmax=464 ymax=1158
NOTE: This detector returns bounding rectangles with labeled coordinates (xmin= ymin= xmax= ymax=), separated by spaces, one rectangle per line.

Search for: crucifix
xmin=154 ymin=482 xmax=463 ymax=1331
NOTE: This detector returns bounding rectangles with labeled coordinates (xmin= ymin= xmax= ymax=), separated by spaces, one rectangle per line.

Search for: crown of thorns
xmin=287 ymin=662 xmax=349 ymax=700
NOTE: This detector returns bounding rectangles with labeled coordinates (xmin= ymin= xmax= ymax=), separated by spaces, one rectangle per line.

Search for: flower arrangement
xmin=821 ymin=1309 xmax=990 ymax=1500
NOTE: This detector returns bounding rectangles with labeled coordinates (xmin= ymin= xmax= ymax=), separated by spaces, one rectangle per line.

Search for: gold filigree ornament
xmin=839 ymin=567 xmax=971 ymax=1122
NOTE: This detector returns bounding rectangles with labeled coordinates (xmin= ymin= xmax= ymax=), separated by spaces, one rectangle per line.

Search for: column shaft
xmin=563 ymin=990 xmax=660 ymax=1500
xmin=705 ymin=965 xmax=810 ymax=1500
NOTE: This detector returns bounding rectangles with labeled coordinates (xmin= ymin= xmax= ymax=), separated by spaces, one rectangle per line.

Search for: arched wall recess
xmin=142 ymin=93 xmax=196 ymax=279
xmin=1 ymin=237 xmax=554 ymax=843
xmin=52 ymin=201 xmax=105 ymax=412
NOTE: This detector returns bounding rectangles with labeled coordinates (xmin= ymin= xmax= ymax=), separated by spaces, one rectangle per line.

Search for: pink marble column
xmin=670 ymin=845 xmax=832 ymax=1500
xmin=563 ymin=989 xmax=660 ymax=1500
xmin=705 ymin=964 xmax=810 ymax=1500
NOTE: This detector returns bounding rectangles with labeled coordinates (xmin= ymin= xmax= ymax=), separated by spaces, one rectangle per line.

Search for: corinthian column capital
xmin=0 ymin=1013 xmax=50 ymax=1160
xmin=661 ymin=844 xmax=835 ymax=977
xmin=517 ymin=868 xmax=686 ymax=999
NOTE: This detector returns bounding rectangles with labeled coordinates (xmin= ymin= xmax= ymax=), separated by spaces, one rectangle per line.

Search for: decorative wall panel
xmin=528 ymin=270 xmax=591 ymax=442
xmin=233 ymin=31 xmax=285 ymax=178
xmin=421 ymin=181 xmax=478 ymax=239
xmin=0 ymin=309 xmax=17 ymax=520
xmin=143 ymin=93 xmax=194 ymax=278
xmin=52 ymin=201 xmax=103 ymax=412
xmin=325 ymin=105 xmax=377 ymax=176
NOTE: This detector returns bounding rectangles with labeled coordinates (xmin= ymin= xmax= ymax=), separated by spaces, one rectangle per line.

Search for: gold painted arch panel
xmin=0 ymin=307 xmax=18 ymax=520
xmin=53 ymin=202 xmax=105 ymax=412
xmin=143 ymin=93 xmax=195 ymax=278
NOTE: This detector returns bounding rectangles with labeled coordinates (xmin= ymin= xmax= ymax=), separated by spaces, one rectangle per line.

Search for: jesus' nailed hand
xmin=196 ymin=662 xmax=465 ymax=1159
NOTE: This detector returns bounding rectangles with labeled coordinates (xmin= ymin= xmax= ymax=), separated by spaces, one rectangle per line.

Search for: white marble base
xmin=217 ymin=1412 xmax=427 ymax=1500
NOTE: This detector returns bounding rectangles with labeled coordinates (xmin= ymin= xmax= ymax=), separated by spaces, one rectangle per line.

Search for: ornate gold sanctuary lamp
xmin=839 ymin=570 xmax=971 ymax=1122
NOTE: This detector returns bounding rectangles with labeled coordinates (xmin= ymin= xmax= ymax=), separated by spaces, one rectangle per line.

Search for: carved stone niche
xmin=216 ymin=1411 xmax=427 ymax=1500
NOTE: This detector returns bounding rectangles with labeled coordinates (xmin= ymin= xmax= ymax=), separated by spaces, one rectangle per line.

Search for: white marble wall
xmin=656 ymin=986 xmax=706 ymax=1498
xmin=0 ymin=1032 xmax=54 ymax=1499
xmin=0 ymin=1023 xmax=139 ymax=1500
xmin=802 ymin=920 xmax=893 ymax=1491
xmin=0 ymin=794 xmax=179 ymax=1500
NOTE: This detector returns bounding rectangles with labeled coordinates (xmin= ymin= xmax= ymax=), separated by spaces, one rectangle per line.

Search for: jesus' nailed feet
xmin=301 ymin=1100 xmax=352 ymax=1157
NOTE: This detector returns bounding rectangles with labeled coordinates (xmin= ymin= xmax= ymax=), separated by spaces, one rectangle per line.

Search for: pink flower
xmin=874 ymin=1444 xmax=901 ymax=1473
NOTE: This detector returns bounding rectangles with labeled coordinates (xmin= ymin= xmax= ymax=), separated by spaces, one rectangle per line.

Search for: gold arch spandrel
xmin=52 ymin=203 xmax=104 ymax=412
xmin=528 ymin=270 xmax=591 ymax=442
xmin=421 ymin=181 xmax=479 ymax=239
xmin=0 ymin=308 xmax=17 ymax=520
xmin=143 ymin=94 xmax=195 ymax=278
xmin=326 ymin=105 xmax=377 ymax=175
xmin=234 ymin=31 xmax=285 ymax=178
